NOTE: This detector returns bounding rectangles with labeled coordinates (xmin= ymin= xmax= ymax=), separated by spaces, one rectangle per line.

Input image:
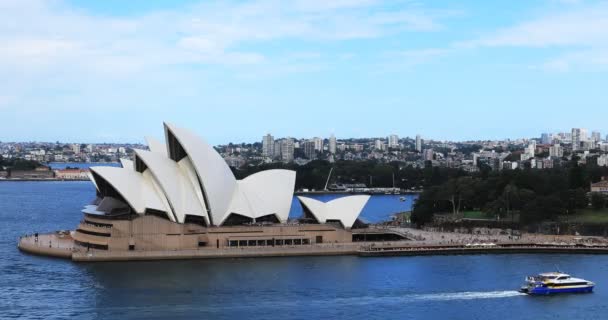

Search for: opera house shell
xmin=84 ymin=122 xmax=296 ymax=227
xmin=297 ymin=196 xmax=370 ymax=229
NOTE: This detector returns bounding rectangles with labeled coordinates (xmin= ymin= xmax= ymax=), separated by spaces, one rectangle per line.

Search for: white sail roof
xmin=164 ymin=122 xmax=236 ymax=225
xmin=134 ymin=149 xmax=208 ymax=224
xmin=237 ymin=169 xmax=296 ymax=222
xmin=145 ymin=136 xmax=167 ymax=156
xmin=89 ymin=166 xmax=169 ymax=215
xmin=84 ymin=123 xmax=296 ymax=226
xmin=297 ymin=195 xmax=370 ymax=229
xmin=119 ymin=158 xmax=134 ymax=170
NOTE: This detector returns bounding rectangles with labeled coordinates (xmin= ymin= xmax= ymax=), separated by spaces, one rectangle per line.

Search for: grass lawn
xmin=560 ymin=209 xmax=608 ymax=224
xmin=461 ymin=211 xmax=492 ymax=220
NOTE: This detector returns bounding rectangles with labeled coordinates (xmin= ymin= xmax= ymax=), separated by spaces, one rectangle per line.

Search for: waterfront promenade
xmin=18 ymin=227 xmax=608 ymax=262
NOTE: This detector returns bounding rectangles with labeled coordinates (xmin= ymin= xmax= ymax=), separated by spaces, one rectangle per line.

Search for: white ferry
xmin=519 ymin=272 xmax=595 ymax=295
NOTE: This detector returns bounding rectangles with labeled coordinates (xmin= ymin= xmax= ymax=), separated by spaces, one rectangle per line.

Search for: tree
xmin=591 ymin=193 xmax=607 ymax=210
xmin=520 ymin=195 xmax=565 ymax=224
xmin=411 ymin=186 xmax=442 ymax=226
xmin=439 ymin=176 xmax=476 ymax=218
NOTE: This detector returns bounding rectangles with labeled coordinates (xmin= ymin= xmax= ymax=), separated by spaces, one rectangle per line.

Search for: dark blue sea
xmin=2 ymin=181 xmax=608 ymax=319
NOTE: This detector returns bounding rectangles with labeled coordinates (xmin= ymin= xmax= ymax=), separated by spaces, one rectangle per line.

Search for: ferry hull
xmin=524 ymin=286 xmax=594 ymax=295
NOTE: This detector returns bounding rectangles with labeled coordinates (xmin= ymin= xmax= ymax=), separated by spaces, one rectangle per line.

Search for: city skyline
xmin=1 ymin=127 xmax=605 ymax=146
xmin=2 ymin=1 xmax=608 ymax=144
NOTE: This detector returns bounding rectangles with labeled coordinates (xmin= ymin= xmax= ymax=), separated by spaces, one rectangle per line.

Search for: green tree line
xmin=411 ymin=158 xmax=608 ymax=226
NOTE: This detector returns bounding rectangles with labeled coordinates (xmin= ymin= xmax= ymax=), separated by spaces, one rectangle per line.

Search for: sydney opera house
xmin=17 ymin=122 xmax=410 ymax=261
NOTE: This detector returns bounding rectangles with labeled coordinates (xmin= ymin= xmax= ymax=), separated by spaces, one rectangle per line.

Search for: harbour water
xmin=2 ymin=182 xmax=608 ymax=319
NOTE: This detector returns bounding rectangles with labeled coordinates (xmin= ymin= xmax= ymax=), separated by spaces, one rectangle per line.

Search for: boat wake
xmin=409 ymin=290 xmax=526 ymax=302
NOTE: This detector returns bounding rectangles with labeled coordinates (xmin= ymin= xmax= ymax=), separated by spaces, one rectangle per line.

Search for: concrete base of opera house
xmin=17 ymin=213 xmax=413 ymax=262
xmin=17 ymin=232 xmax=377 ymax=262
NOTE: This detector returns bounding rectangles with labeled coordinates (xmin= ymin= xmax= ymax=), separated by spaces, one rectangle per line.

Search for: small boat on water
xmin=519 ymin=272 xmax=595 ymax=295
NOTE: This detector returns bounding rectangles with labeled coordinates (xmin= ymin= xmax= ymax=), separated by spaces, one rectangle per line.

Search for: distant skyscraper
xmin=374 ymin=139 xmax=385 ymax=151
xmin=281 ymin=139 xmax=294 ymax=162
xmin=549 ymin=144 xmax=563 ymax=158
xmin=273 ymin=140 xmax=282 ymax=159
xmin=262 ymin=134 xmax=274 ymax=157
xmin=592 ymin=131 xmax=601 ymax=143
xmin=303 ymin=140 xmax=316 ymax=159
xmin=540 ymin=133 xmax=552 ymax=145
xmin=313 ymin=137 xmax=323 ymax=152
xmin=329 ymin=134 xmax=337 ymax=154
xmin=71 ymin=143 xmax=80 ymax=154
xmin=388 ymin=134 xmax=399 ymax=148
xmin=572 ymin=128 xmax=588 ymax=151
xmin=423 ymin=148 xmax=434 ymax=161
xmin=415 ymin=135 xmax=422 ymax=152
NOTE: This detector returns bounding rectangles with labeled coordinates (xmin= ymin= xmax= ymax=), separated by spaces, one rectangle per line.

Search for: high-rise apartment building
xmin=303 ymin=140 xmax=316 ymax=159
xmin=549 ymin=144 xmax=563 ymax=158
xmin=540 ymin=133 xmax=552 ymax=145
xmin=262 ymin=134 xmax=274 ymax=157
xmin=329 ymin=134 xmax=337 ymax=154
xmin=388 ymin=135 xmax=399 ymax=148
xmin=592 ymin=131 xmax=601 ymax=143
xmin=572 ymin=128 xmax=588 ymax=151
xmin=374 ymin=140 xmax=385 ymax=151
xmin=281 ymin=139 xmax=294 ymax=163
xmin=313 ymin=137 xmax=323 ymax=152
xmin=273 ymin=141 xmax=282 ymax=159
xmin=415 ymin=135 xmax=422 ymax=152
xmin=423 ymin=148 xmax=434 ymax=161
xmin=72 ymin=143 xmax=80 ymax=154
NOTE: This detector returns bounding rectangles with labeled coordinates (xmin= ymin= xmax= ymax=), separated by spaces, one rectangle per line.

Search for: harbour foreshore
xmin=18 ymin=229 xmax=608 ymax=262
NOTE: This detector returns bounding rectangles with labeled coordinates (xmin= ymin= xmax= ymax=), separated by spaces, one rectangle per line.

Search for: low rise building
xmin=55 ymin=169 xmax=89 ymax=180
xmin=591 ymin=178 xmax=608 ymax=194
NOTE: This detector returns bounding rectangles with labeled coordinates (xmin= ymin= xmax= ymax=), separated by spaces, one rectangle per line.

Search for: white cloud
xmin=461 ymin=3 xmax=608 ymax=71
xmin=0 ymin=0 xmax=444 ymax=76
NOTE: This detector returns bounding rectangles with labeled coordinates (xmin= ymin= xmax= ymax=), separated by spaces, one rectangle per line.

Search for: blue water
xmin=2 ymin=182 xmax=608 ymax=319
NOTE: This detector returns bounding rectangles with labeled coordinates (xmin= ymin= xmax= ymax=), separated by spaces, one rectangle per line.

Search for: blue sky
xmin=1 ymin=0 xmax=607 ymax=144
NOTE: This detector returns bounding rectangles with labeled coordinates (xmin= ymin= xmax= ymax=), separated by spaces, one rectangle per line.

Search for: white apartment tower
xmin=329 ymin=134 xmax=337 ymax=154
xmin=415 ymin=135 xmax=422 ymax=152
xmin=388 ymin=134 xmax=399 ymax=148
xmin=572 ymin=128 xmax=588 ymax=151
xmin=549 ymin=144 xmax=563 ymax=158
xmin=281 ymin=139 xmax=294 ymax=163
xmin=313 ymin=137 xmax=323 ymax=152
xmin=262 ymin=134 xmax=274 ymax=157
